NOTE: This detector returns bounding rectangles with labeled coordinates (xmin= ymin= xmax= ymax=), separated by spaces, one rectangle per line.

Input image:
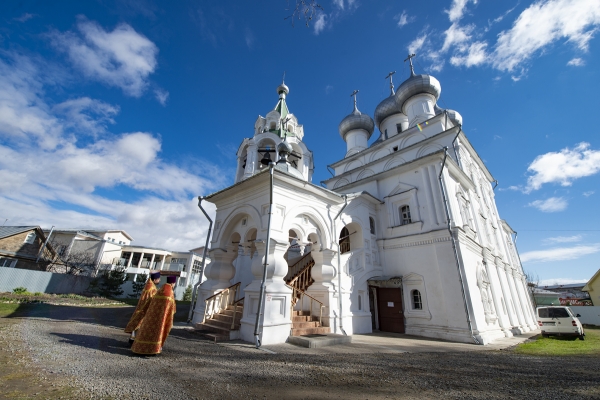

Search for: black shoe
xmin=128 ymin=338 xmax=135 ymax=347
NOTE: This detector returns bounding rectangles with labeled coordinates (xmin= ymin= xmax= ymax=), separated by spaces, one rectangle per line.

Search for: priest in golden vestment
xmin=131 ymin=276 xmax=177 ymax=355
xmin=124 ymin=271 xmax=161 ymax=345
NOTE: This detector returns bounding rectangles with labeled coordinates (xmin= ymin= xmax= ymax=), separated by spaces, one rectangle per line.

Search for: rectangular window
xmin=400 ymin=205 xmax=412 ymax=225
xmin=396 ymin=124 xmax=402 ymax=134
xmin=0 ymin=257 xmax=17 ymax=268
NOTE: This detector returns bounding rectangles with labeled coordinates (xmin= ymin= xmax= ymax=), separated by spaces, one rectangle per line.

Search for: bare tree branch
xmin=285 ymin=0 xmax=323 ymax=27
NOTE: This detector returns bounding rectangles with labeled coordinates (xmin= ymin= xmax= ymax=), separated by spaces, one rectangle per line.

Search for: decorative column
xmin=150 ymin=254 xmax=156 ymax=269
xmin=504 ymin=265 xmax=528 ymax=332
xmin=239 ymin=238 xmax=293 ymax=345
xmin=137 ymin=252 xmax=145 ymax=268
xmin=127 ymin=252 xmax=134 ymax=268
xmin=191 ymin=247 xmax=237 ymax=324
xmin=244 ymin=143 xmax=258 ymax=179
xmin=513 ymin=271 xmax=538 ymax=330
xmin=495 ymin=260 xmax=518 ymax=332
xmin=482 ymin=253 xmax=510 ymax=338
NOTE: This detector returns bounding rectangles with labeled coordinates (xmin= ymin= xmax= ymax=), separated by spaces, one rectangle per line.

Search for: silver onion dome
xmin=394 ymin=72 xmax=441 ymax=112
xmin=446 ymin=109 xmax=463 ymax=126
xmin=277 ymin=82 xmax=289 ymax=96
xmin=374 ymin=95 xmax=398 ymax=131
xmin=338 ymin=104 xmax=375 ymax=140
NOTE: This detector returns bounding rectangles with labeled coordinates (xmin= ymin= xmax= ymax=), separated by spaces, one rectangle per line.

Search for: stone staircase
xmin=196 ymin=300 xmax=244 ymax=342
xmin=291 ymin=310 xmax=330 ymax=336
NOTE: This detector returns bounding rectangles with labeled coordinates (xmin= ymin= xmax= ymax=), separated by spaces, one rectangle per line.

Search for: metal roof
xmin=0 ymin=226 xmax=38 ymax=240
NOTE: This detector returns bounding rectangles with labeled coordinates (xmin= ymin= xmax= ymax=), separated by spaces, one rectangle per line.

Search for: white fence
xmin=0 ymin=266 xmax=93 ymax=294
xmin=570 ymin=306 xmax=600 ymax=326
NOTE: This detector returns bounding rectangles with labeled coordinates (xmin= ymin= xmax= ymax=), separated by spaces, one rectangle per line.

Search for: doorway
xmin=376 ymin=287 xmax=405 ymax=333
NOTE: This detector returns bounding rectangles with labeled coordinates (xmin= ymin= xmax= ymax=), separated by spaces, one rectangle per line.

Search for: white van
xmin=536 ymin=306 xmax=585 ymax=340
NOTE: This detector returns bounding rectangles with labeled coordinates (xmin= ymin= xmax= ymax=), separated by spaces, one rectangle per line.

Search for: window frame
xmin=24 ymin=232 xmax=36 ymax=244
xmin=400 ymin=205 xmax=412 ymax=225
xmin=412 ymin=289 xmax=422 ymax=310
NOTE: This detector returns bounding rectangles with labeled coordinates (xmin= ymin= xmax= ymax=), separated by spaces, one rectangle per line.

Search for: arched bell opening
xmin=257 ymin=138 xmax=277 ymax=170
xmin=236 ymin=144 xmax=249 ymax=183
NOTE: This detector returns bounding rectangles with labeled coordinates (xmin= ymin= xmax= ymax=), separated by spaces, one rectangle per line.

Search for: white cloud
xmin=325 ymin=84 xmax=333 ymax=94
xmin=313 ymin=14 xmax=327 ymax=35
xmin=521 ymin=244 xmax=600 ymax=263
xmin=445 ymin=0 xmax=477 ymax=23
xmin=492 ymin=0 xmax=600 ymax=72
xmin=14 ymin=13 xmax=36 ymax=22
xmin=412 ymin=0 xmax=600 ymax=75
xmin=0 ymin=51 xmax=228 ymax=250
xmin=526 ymin=142 xmax=600 ymax=191
xmin=538 ymin=278 xmax=590 ymax=286
xmin=154 ymin=88 xmax=169 ymax=106
xmin=51 ymin=18 xmax=158 ymax=97
xmin=245 ymin=28 xmax=255 ymax=49
xmin=567 ymin=57 xmax=585 ymax=66
xmin=408 ymin=34 xmax=428 ymax=55
xmin=442 ymin=23 xmax=474 ymax=52
xmin=543 ymin=235 xmax=583 ymax=244
xmin=395 ymin=11 xmax=414 ymax=28
xmin=583 ymin=191 xmax=595 ymax=197
xmin=450 ymin=41 xmax=488 ymax=67
xmin=528 ymin=197 xmax=568 ymax=212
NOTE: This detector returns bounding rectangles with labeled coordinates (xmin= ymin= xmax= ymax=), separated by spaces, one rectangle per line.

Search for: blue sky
xmin=0 ymin=0 xmax=599 ymax=285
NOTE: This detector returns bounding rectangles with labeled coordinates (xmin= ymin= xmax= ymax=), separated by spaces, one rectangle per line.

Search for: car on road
xmin=536 ymin=306 xmax=585 ymax=340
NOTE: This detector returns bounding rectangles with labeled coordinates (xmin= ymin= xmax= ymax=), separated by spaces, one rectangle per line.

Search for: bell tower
xmin=235 ymin=80 xmax=314 ymax=183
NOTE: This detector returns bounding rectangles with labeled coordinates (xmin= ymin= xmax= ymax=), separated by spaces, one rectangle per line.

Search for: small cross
xmin=404 ymin=53 xmax=416 ymax=75
xmin=282 ymin=71 xmax=286 ymax=84
xmin=350 ymin=89 xmax=359 ymax=109
xmin=385 ymin=71 xmax=396 ymax=95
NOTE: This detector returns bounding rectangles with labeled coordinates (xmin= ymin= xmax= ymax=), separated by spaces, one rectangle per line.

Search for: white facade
xmin=194 ymin=73 xmax=537 ymax=345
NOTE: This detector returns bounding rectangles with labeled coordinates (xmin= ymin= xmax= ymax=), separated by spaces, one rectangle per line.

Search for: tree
xmin=183 ymin=285 xmax=193 ymax=302
xmin=285 ymin=0 xmax=323 ymax=27
xmin=89 ymin=267 xmax=126 ymax=298
xmin=130 ymin=273 xmax=149 ymax=298
xmin=47 ymin=240 xmax=99 ymax=276
xmin=524 ymin=270 xmax=539 ymax=308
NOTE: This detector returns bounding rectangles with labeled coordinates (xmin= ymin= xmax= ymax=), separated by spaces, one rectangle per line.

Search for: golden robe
xmin=131 ymin=283 xmax=176 ymax=355
xmin=124 ymin=280 xmax=157 ymax=334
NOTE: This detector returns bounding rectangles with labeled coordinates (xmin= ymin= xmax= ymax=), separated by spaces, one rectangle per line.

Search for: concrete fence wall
xmin=0 ymin=266 xmax=93 ymax=294
xmin=570 ymin=306 xmax=600 ymax=326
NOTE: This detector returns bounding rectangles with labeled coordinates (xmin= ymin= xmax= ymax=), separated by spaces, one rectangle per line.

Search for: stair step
xmin=291 ymin=326 xmax=331 ymax=336
xmin=212 ymin=314 xmax=242 ymax=324
xmin=292 ymin=321 xmax=319 ymax=329
xmin=292 ymin=315 xmax=318 ymax=322
xmin=203 ymin=333 xmax=231 ymax=343
xmin=196 ymin=322 xmax=232 ymax=334
xmin=293 ymin=310 xmax=311 ymax=316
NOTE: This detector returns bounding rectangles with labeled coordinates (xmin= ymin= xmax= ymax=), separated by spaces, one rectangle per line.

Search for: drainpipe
xmin=327 ymin=165 xmax=335 ymax=177
xmin=438 ymin=147 xmax=480 ymax=345
xmin=451 ymin=125 xmax=462 ymax=169
xmin=36 ymin=226 xmax=54 ymax=263
xmin=254 ymin=163 xmax=275 ymax=348
xmin=188 ymin=196 xmax=213 ymax=323
xmin=334 ymin=194 xmax=349 ymax=336
xmin=492 ymin=180 xmax=499 ymax=191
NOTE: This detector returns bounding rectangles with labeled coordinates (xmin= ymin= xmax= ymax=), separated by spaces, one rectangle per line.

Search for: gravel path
xmin=1 ymin=304 xmax=600 ymax=399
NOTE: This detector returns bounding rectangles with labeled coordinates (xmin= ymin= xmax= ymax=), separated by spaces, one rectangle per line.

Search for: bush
xmin=88 ymin=267 xmax=126 ymax=298
xmin=183 ymin=285 xmax=193 ymax=302
xmin=130 ymin=273 xmax=148 ymax=298
xmin=33 ymin=292 xmax=43 ymax=296
xmin=12 ymin=287 xmax=30 ymax=294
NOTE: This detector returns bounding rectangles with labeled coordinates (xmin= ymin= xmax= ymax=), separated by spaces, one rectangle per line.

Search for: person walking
xmin=124 ymin=271 xmax=161 ymax=345
xmin=131 ymin=276 xmax=177 ymax=355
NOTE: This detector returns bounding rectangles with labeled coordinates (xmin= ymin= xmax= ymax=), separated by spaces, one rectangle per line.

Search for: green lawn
xmin=515 ymin=326 xmax=600 ymax=356
xmin=0 ymin=303 xmax=21 ymax=317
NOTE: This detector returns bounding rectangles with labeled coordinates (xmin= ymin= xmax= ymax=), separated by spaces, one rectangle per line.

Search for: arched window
xmin=358 ymin=294 xmax=362 ymax=311
xmin=400 ymin=205 xmax=412 ymax=225
xmin=412 ymin=290 xmax=422 ymax=310
xmin=369 ymin=217 xmax=375 ymax=235
xmin=24 ymin=232 xmax=36 ymax=244
xmin=339 ymin=227 xmax=350 ymax=254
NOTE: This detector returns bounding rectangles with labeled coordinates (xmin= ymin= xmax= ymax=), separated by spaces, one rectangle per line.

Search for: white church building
xmin=193 ymin=59 xmax=538 ymax=345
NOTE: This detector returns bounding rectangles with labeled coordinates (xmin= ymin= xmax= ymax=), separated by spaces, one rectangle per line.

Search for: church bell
xmin=260 ymin=151 xmax=272 ymax=166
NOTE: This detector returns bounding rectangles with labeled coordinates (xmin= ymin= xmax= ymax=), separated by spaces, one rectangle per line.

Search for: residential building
xmin=0 ymin=226 xmax=56 ymax=271
xmin=582 ymin=270 xmax=600 ymax=306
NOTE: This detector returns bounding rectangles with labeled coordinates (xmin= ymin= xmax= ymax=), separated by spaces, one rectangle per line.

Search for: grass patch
xmin=515 ymin=326 xmax=600 ymax=356
xmin=0 ymin=303 xmax=22 ymax=317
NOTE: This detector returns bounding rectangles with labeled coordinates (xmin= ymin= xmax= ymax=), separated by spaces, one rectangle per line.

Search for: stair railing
xmin=202 ymin=282 xmax=241 ymax=324
xmin=284 ymin=252 xmax=314 ymax=282
xmin=287 ymin=260 xmax=314 ymax=294
xmin=230 ymin=297 xmax=244 ymax=329
xmin=287 ymin=285 xmax=324 ymax=326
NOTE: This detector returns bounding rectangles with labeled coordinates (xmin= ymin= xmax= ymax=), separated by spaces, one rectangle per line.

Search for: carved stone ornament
xmin=477 ymin=262 xmax=498 ymax=325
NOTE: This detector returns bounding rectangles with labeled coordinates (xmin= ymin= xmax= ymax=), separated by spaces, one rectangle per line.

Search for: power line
xmin=516 ymin=230 xmax=600 ymax=232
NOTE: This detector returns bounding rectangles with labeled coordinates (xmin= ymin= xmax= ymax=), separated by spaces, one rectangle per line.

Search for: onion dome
xmin=374 ymin=95 xmax=398 ymax=131
xmin=275 ymin=141 xmax=304 ymax=179
xmin=394 ymin=71 xmax=441 ymax=112
xmin=338 ymin=103 xmax=375 ymax=140
xmin=277 ymin=82 xmax=289 ymax=97
xmin=446 ymin=109 xmax=463 ymax=126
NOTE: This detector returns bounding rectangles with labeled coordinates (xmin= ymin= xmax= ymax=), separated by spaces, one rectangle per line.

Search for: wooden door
xmin=377 ymin=288 xmax=404 ymax=333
